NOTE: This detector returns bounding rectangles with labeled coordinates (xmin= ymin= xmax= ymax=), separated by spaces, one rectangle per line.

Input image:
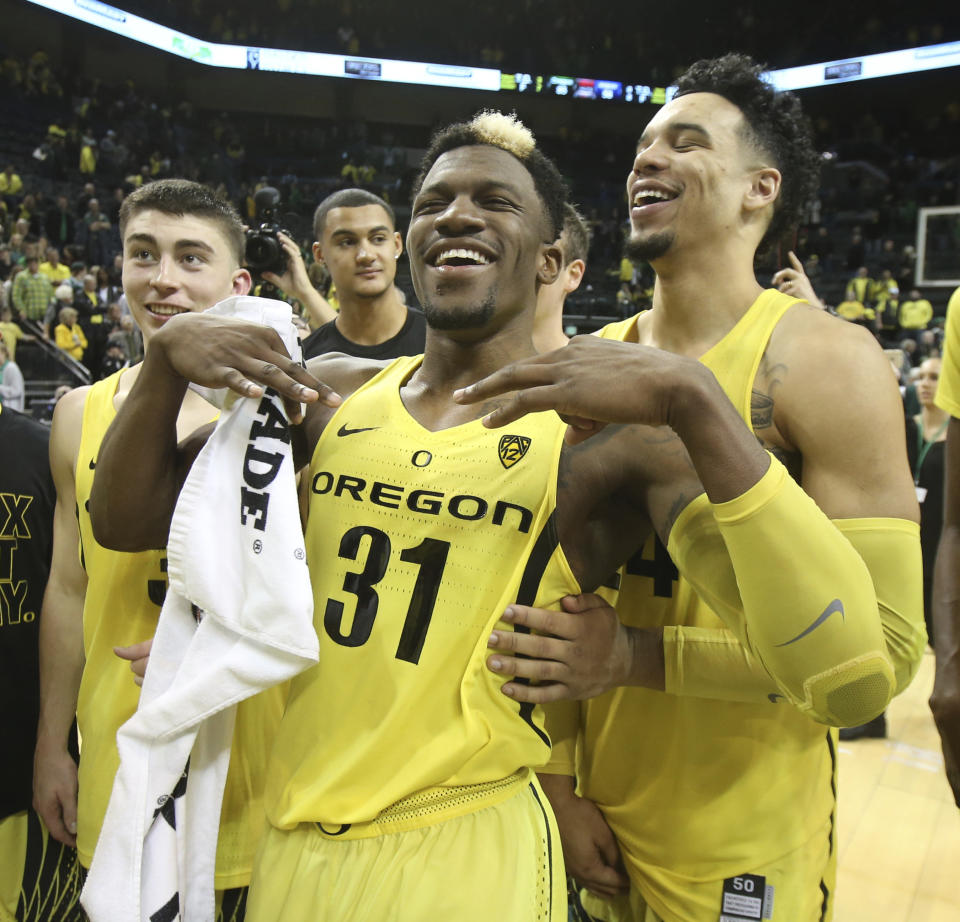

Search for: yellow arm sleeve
xmin=667 ymin=456 xmax=924 ymax=725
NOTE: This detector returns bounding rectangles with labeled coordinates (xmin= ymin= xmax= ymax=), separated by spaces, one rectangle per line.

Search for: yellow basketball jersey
xmin=584 ymin=291 xmax=838 ymax=918
xmin=75 ymin=370 xmax=284 ymax=887
xmin=266 ymin=355 xmax=579 ymax=830
xmin=936 ymin=286 xmax=960 ymax=417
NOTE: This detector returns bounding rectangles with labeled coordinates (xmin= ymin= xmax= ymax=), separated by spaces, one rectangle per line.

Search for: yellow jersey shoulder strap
xmin=698 ymin=289 xmax=799 ymax=425
xmin=76 ymin=370 xmax=125 ymax=492
xmin=595 ymin=313 xmax=642 ymax=342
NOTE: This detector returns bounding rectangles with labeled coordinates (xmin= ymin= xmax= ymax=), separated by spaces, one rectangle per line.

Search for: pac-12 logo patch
xmin=498 ymin=435 xmax=531 ymax=469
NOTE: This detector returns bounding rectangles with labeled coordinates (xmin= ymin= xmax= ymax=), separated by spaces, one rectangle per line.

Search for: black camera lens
xmin=246 ymin=231 xmax=283 ymax=272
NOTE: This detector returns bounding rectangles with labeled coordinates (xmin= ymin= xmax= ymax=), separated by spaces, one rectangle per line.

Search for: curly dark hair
xmin=412 ymin=114 xmax=568 ymax=241
xmin=674 ymin=53 xmax=820 ymax=254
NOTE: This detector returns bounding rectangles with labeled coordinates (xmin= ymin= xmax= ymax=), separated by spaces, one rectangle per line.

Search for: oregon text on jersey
xmin=309 ymin=470 xmax=535 ymax=533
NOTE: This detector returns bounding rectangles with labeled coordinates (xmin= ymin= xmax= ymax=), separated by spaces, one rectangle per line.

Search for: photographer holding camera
xmin=244 ymin=185 xmax=337 ymax=328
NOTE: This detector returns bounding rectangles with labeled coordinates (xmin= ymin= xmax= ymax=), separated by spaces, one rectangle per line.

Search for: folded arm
xmin=89 ymin=311 xmax=334 ymax=552
xmin=479 ymin=313 xmax=924 ymax=724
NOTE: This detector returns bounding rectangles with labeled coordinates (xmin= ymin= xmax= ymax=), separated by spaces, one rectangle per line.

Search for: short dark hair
xmin=118 ymin=179 xmax=245 ymax=264
xmin=560 ymin=203 xmax=591 ymax=266
xmin=313 ymin=189 xmax=396 ymax=240
xmin=674 ymin=53 xmax=820 ymax=254
xmin=412 ymin=111 xmax=567 ymax=241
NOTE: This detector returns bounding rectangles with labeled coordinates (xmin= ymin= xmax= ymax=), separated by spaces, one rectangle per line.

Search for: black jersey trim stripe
xmin=512 ymin=510 xmax=561 ymax=747
xmin=528 ymin=782 xmax=555 ymax=921
xmin=818 ymin=880 xmax=830 ymax=922
xmin=825 ymin=729 xmax=837 ymax=854
xmin=818 ymin=729 xmax=838 ymax=922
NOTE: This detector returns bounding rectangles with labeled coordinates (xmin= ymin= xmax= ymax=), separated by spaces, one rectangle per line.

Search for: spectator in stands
xmin=845 ymin=265 xmax=872 ymax=304
xmin=533 ymin=202 xmax=590 ymax=352
xmin=79 ymin=133 xmax=97 ymax=175
xmin=0 ymin=305 xmax=35 ymax=360
xmin=39 ymin=246 xmax=70 ymax=285
xmin=906 ymin=357 xmax=948 ymax=647
xmin=107 ymin=252 xmax=123 ymax=288
xmin=44 ymin=195 xmax=76 ymax=250
xmin=10 ymin=255 xmax=53 ymax=329
xmin=67 ymin=260 xmax=86 ymax=298
xmin=7 ymin=235 xmax=26 ymax=266
xmin=902 ymin=337 xmax=920 ymax=369
xmin=900 ymin=289 xmax=934 ymax=336
xmin=0 ymin=339 xmax=25 ymax=411
xmin=872 ymin=268 xmax=901 ymax=342
xmin=897 ymin=244 xmax=917 ymax=289
xmin=78 ymin=274 xmax=100 ymax=312
xmin=809 ymin=225 xmax=835 ymax=271
xmin=98 ymin=339 xmax=127 ymax=380
xmin=0 ymin=163 xmax=23 ymax=205
xmin=919 ymin=328 xmax=942 ymax=361
xmin=0 ymin=244 xmax=13 ymax=282
xmin=74 ymin=182 xmax=95 ymax=219
xmin=106 ymin=186 xmax=125 ymax=226
xmin=81 ymin=198 xmax=112 ymax=266
xmin=94 ymin=265 xmax=120 ymax=307
xmin=845 ymin=228 xmax=865 ymax=269
xmin=53 ymin=305 xmax=87 ymax=361
xmin=113 ymin=313 xmax=142 ymax=364
xmin=16 ymin=195 xmax=42 ymax=237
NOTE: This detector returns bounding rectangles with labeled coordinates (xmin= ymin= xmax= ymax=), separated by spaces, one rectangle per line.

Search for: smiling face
xmin=408 ymin=145 xmax=558 ymax=335
xmin=625 ymin=92 xmax=779 ymax=263
xmin=121 ymin=209 xmax=251 ymax=344
xmin=314 ymin=204 xmax=401 ymax=302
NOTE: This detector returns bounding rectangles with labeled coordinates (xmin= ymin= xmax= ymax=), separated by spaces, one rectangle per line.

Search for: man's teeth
xmin=634 ymin=189 xmax=676 ymax=206
xmin=436 ymin=248 xmax=490 ymax=266
xmin=150 ymin=305 xmax=187 ymax=316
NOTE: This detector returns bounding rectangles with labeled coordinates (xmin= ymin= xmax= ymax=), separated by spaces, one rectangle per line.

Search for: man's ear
xmin=538 ymin=242 xmax=563 ymax=286
xmin=312 ymin=240 xmax=324 ymax=263
xmin=233 ymin=268 xmax=253 ymax=296
xmin=563 ymin=259 xmax=586 ymax=295
xmin=392 ymin=230 xmax=403 ymax=260
xmin=745 ymin=166 xmax=781 ymax=214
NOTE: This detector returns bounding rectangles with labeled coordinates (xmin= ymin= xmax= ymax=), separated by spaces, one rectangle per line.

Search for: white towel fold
xmin=82 ymin=296 xmax=318 ymax=922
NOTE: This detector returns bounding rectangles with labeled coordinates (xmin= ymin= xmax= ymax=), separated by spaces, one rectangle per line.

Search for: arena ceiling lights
xmin=26 ymin=0 xmax=960 ymax=100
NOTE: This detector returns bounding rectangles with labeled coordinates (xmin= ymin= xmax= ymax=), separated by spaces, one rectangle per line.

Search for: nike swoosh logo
xmin=768 ymin=693 xmax=786 ymax=703
xmin=775 ymin=598 xmax=845 ymax=647
xmin=336 ymin=424 xmax=379 ymax=437
xmin=89 ymin=458 xmax=96 ymax=470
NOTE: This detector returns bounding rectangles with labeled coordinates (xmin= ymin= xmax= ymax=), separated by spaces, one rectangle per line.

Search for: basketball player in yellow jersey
xmin=33 ymin=180 xmax=283 ymax=919
xmin=458 ymin=57 xmax=926 ymax=922
xmin=931 ymin=283 xmax=960 ymax=806
xmin=88 ymin=111 xmax=913 ymax=922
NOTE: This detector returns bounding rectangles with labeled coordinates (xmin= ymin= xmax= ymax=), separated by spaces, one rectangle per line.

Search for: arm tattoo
xmin=750 ymin=391 xmax=774 ymax=430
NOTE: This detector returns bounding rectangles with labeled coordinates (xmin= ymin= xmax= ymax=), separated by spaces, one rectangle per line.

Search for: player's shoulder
xmin=307 ymin=352 xmax=393 ymax=399
xmin=770 ymin=300 xmax=887 ymax=379
xmin=49 ymin=384 xmax=93 ymax=466
xmin=767 ymin=301 xmax=902 ymax=441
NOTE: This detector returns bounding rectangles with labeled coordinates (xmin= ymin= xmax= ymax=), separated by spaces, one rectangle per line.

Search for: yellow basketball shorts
xmin=0 ymin=809 xmax=85 ymax=922
xmin=246 ymin=771 xmax=567 ymax=921
xmin=579 ymin=820 xmax=835 ymax=922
